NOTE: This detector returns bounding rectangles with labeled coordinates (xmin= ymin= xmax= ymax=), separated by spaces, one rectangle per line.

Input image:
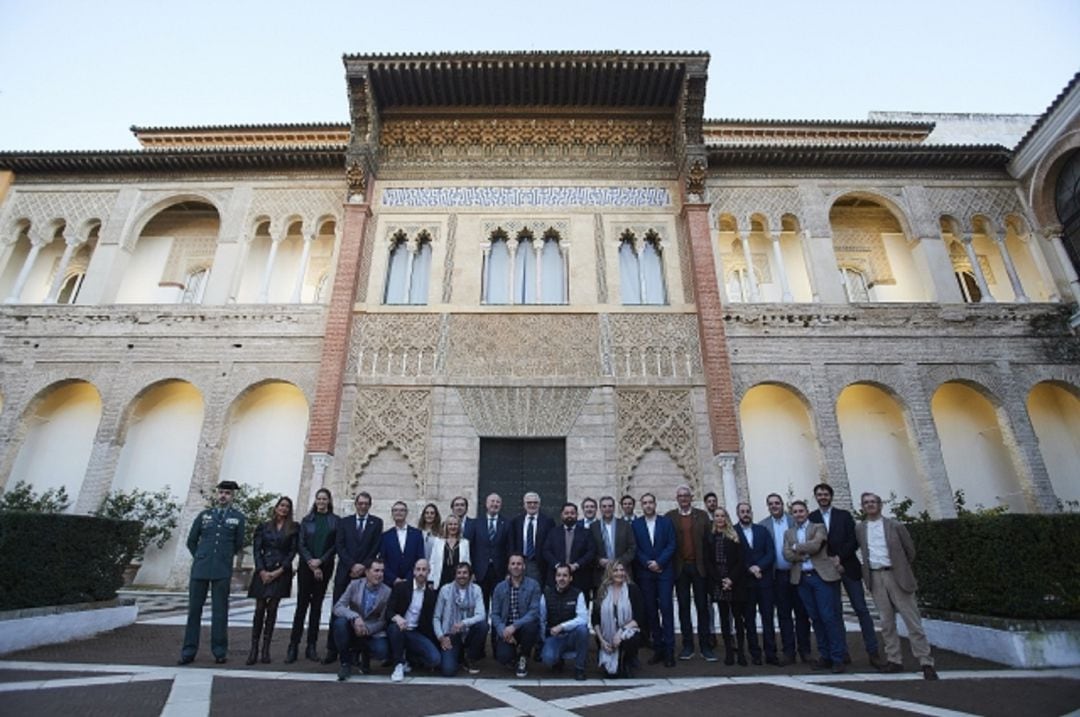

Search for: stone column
xmin=989 ymin=229 xmax=1028 ymax=302
xmin=808 ymin=366 xmax=851 ymax=508
xmin=290 ymin=232 xmax=316 ymax=304
xmin=78 ymin=187 xmax=140 ymax=305
xmin=44 ymin=234 xmax=81 ymax=303
xmin=715 ymin=452 xmax=739 ymax=510
xmin=961 ymin=234 xmax=994 ymax=302
xmin=5 ymin=238 xmax=44 ymax=303
xmin=73 ymin=373 xmax=126 ymax=514
xmin=801 ymin=231 xmax=847 ymax=303
xmin=1045 ymin=228 xmax=1080 ymax=305
xmin=769 ymin=231 xmax=793 ymax=302
xmin=898 ymin=363 xmax=956 ymax=519
xmin=257 ymin=231 xmax=284 ymax=303
xmin=738 ymin=231 xmax=759 ymax=301
xmin=506 ymin=238 xmax=518 ymax=304
xmin=913 ymin=234 xmax=964 ymax=303
xmin=996 ymin=361 xmax=1057 ymax=512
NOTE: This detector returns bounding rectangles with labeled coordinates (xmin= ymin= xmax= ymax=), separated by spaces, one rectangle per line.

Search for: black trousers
xmin=290 ymin=562 xmax=330 ymax=646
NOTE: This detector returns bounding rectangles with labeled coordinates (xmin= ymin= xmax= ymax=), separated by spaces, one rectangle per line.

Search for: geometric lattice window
xmin=842 ymin=266 xmax=870 ymax=302
xmin=179 ymin=268 xmax=209 ymax=304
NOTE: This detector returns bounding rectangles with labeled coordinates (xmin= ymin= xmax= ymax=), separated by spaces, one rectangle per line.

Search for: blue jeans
xmin=438 ymin=622 xmax=489 ymax=677
xmin=540 ymin=624 xmax=589 ymax=671
xmin=637 ymin=568 xmax=675 ymax=655
xmin=494 ymin=621 xmax=540 ymax=666
xmin=838 ymin=573 xmax=879 ymax=656
xmin=797 ymin=572 xmax=845 ymax=665
xmin=331 ymin=615 xmax=389 ymax=666
xmin=387 ymin=622 xmax=441 ymax=669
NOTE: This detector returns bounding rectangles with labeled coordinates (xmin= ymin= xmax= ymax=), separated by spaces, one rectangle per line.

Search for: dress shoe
xmin=305 ymin=645 xmax=319 ymax=662
xmin=647 ymin=651 xmax=665 ymax=665
xmin=736 ymin=652 xmax=748 ymax=667
xmin=765 ymin=656 xmax=781 ymax=666
xmin=214 ymin=656 xmax=227 ymax=665
xmin=664 ymin=655 xmax=676 ymax=668
xmin=751 ymin=655 xmax=763 ymax=666
xmin=880 ymin=662 xmax=904 ymax=674
xmin=724 ymin=651 xmax=735 ymax=666
xmin=574 ymin=668 xmax=587 ymax=681
xmin=321 ymin=651 xmax=339 ymax=665
xmin=842 ymin=654 xmax=852 ymax=664
xmin=868 ymin=651 xmax=886 ymax=669
xmin=678 ymin=643 xmax=694 ymax=660
xmin=922 ymin=665 xmax=939 ymax=681
xmin=337 ymin=664 xmax=351 ymax=681
xmin=177 ymin=655 xmax=195 ymax=665
xmin=810 ymin=658 xmax=832 ymax=671
xmin=831 ymin=662 xmax=846 ymax=674
xmin=798 ymin=652 xmax=811 ymax=663
xmin=285 ymin=643 xmax=299 ymax=664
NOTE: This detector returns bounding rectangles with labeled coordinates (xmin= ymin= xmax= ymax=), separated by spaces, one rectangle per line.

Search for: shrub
xmin=0 ymin=512 xmax=140 ymax=611
xmin=95 ymin=486 xmax=182 ymax=561
xmin=909 ymin=513 xmax=1080 ymax=620
xmin=0 ymin=481 xmax=70 ymax=513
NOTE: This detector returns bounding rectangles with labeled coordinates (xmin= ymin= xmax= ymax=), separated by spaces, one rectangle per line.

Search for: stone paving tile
xmin=0 ymin=679 xmax=172 ymax=717
xmin=828 ymin=677 xmax=1080 ymax=717
xmin=516 ymin=683 xmax=631 ymax=700
xmin=0 ymin=668 xmax=123 ymax=683
xmin=575 ymin=683 xmax=918 ymax=717
xmin=210 ymin=676 xmax=507 ymax=716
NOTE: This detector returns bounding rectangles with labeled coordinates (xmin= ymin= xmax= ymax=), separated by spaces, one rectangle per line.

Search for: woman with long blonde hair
xmin=702 ymin=507 xmax=748 ymax=666
xmin=427 ymin=513 xmax=471 ymax=588
xmin=591 ymin=559 xmax=644 ymax=678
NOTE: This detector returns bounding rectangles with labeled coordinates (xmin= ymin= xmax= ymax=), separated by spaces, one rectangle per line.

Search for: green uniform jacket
xmin=187 ymin=507 xmax=246 ymax=580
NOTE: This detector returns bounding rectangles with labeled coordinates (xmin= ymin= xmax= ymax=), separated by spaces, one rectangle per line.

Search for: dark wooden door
xmin=478 ymin=438 xmax=566 ymax=521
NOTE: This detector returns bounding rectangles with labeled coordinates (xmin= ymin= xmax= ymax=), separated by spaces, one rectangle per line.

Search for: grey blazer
xmin=332 ymin=579 xmax=392 ymax=636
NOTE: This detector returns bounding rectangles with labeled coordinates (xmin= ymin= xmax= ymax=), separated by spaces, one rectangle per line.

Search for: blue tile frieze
xmin=381 ymin=186 xmax=671 ymax=208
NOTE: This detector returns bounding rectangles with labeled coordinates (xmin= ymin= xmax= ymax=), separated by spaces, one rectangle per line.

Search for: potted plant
xmin=96 ymin=486 xmax=182 ymax=585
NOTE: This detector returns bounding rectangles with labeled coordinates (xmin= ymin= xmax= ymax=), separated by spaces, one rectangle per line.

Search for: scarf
xmin=598 ymin=585 xmax=636 ymax=673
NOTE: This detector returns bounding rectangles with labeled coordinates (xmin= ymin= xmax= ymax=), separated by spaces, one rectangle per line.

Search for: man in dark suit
xmin=509 ymin=491 xmax=555 ymax=585
xmin=324 ymin=491 xmax=382 ymax=664
xmin=590 ymin=495 xmax=636 ymax=587
xmin=178 ymin=479 xmax=245 ymax=665
xmin=633 ymin=492 xmax=677 ymax=667
xmin=665 ymin=484 xmax=713 ymax=661
xmin=759 ymin=492 xmax=812 ymax=664
xmin=385 ymin=558 xmax=441 ymax=682
xmin=542 ymin=502 xmax=595 ymax=590
xmin=380 ymin=501 xmax=426 ymax=586
xmin=736 ymin=501 xmax=776 ymax=665
xmin=809 ymin=482 xmax=883 ymax=668
xmin=450 ymin=495 xmax=474 ymax=542
xmin=468 ymin=492 xmax=511 ymax=611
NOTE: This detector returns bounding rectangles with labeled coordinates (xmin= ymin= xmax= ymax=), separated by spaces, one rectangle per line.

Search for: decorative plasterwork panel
xmin=381 ymin=117 xmax=673 ymax=149
xmin=947 ymin=242 xmax=997 ymax=283
xmin=924 ymin=186 xmax=1025 ymax=232
xmin=829 ymin=208 xmax=900 ymax=285
xmin=608 ymin=313 xmax=703 ymax=380
xmin=445 ymin=314 xmax=600 ymax=378
xmin=719 ymin=250 xmax=773 ymax=283
xmin=456 ymin=387 xmax=592 ymax=437
xmin=481 ymin=219 xmax=570 ymax=239
xmin=380 ymin=186 xmax=671 ymax=208
xmin=441 ymin=214 xmax=458 ymax=304
xmin=348 ymin=314 xmax=442 ymax=378
xmin=246 ymin=187 xmax=343 ymax=235
xmin=593 ymin=214 xmax=608 ymax=304
xmin=1 ymin=190 xmax=117 ymax=240
xmin=616 ymin=389 xmax=700 ymax=486
xmin=160 ymin=236 xmax=218 ymax=286
xmin=708 ymin=187 xmax=801 ymax=230
xmin=126 ymin=189 xmax=232 ymax=250
xmin=348 ymin=388 xmax=431 ymax=491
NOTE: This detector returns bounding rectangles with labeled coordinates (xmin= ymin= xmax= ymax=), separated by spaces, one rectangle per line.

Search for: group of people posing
xmin=179 ymin=480 xmax=938 ymax=683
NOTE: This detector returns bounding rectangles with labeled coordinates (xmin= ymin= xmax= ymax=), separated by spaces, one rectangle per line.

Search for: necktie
xmin=604 ymin=522 xmax=614 ymax=560
xmin=358 ymin=516 xmax=366 ymax=535
xmin=565 ymin=526 xmax=573 ymax=564
xmin=526 ymin=517 xmax=535 ymax=558
xmin=488 ymin=518 xmax=496 ymax=543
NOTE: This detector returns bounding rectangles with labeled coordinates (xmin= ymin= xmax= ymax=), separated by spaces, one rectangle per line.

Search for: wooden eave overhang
xmin=0 ymin=146 xmax=346 ymax=174
xmin=703 ymin=118 xmax=936 ymax=145
xmin=130 ymin=122 xmax=350 ymax=149
xmin=707 ymin=143 xmax=1012 ymax=169
xmin=344 ymin=51 xmax=708 ymax=110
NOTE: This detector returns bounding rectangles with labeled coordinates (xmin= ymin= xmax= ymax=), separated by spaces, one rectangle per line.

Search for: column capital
xmin=1041 ymin=225 xmax=1064 ymax=240
xmin=961 ymin=232 xmax=975 ymax=245
xmin=713 ymin=452 xmax=738 ymax=471
xmin=310 ymin=451 xmax=333 ymax=470
xmin=63 ymin=232 xmax=83 ymax=248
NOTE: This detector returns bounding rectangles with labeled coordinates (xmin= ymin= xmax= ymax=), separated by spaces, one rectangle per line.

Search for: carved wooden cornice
xmin=380 ymin=116 xmax=673 ymax=148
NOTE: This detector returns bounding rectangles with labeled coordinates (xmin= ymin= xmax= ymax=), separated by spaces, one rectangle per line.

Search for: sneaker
xmin=391 ymin=663 xmax=406 ymax=682
xmin=403 ymin=662 xmax=412 ymax=674
xmin=678 ymin=643 xmax=694 ymax=660
xmin=467 ymin=662 xmax=481 ymax=675
xmin=574 ymin=668 xmax=587 ymax=681
xmin=701 ymin=647 xmax=718 ymax=662
xmin=516 ymin=655 xmax=528 ymax=678
xmin=337 ymin=664 xmax=351 ymax=682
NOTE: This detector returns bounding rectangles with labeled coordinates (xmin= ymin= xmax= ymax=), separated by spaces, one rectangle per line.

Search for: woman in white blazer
xmin=428 ymin=514 xmax=471 ymax=589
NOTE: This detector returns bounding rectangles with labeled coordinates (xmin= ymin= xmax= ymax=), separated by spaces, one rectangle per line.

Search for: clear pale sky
xmin=1 ymin=0 xmax=1077 ymax=150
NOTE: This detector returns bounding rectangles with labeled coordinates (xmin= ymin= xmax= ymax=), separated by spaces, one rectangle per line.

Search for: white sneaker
xmin=516 ymin=655 xmax=528 ymax=678
xmin=403 ymin=662 xmax=412 ymax=673
xmin=391 ymin=663 xmax=405 ymax=682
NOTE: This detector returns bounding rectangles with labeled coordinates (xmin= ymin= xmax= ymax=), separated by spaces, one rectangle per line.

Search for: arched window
xmin=618 ymin=230 xmax=666 ymax=305
xmin=842 ymin=266 xmax=870 ymax=302
xmin=1055 ymin=150 xmax=1080 ymax=273
xmin=180 ymin=268 xmax=209 ymax=304
xmin=56 ymin=272 xmax=86 ymax=305
xmin=618 ymin=237 xmax=641 ymax=304
xmin=539 ymin=232 xmax=566 ymax=304
xmin=727 ymin=267 xmax=754 ymax=303
xmin=484 ymin=228 xmax=565 ymax=305
xmin=954 ymin=269 xmax=982 ymax=303
xmin=483 ymin=231 xmax=510 ymax=304
xmin=383 ymin=230 xmax=432 ymax=306
xmin=384 ymin=232 xmax=410 ymax=304
xmin=409 ymin=235 xmax=432 ymax=305
xmin=314 ymin=272 xmax=330 ymax=303
xmin=514 ymin=230 xmax=537 ymax=304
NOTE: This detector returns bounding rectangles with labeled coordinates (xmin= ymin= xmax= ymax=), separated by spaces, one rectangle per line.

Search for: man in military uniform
xmin=178 ymin=479 xmax=246 ymax=665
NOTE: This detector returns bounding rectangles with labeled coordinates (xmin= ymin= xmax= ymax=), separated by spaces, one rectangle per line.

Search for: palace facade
xmin=1 ymin=53 xmax=1078 ymax=587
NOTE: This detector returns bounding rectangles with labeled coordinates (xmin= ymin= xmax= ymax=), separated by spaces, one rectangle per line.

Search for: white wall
xmin=1027 ymin=382 xmax=1080 ymax=506
xmin=931 ymin=382 xmax=1027 ymax=513
xmin=9 ymin=381 xmax=102 ymax=502
xmin=112 ymin=380 xmax=204 ymax=585
xmin=836 ymin=384 xmax=927 ymax=514
xmin=873 ymin=233 xmax=930 ymax=302
xmin=740 ymin=384 xmax=822 ymax=512
xmin=115 ymin=235 xmax=183 ymax=303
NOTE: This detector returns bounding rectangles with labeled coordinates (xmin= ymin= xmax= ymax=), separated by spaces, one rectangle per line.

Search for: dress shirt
xmin=769 ymin=517 xmax=791 ymax=570
xmin=404 ymin=583 xmax=425 ymax=628
xmin=865 ymin=518 xmax=891 ymax=569
xmin=795 ymin=521 xmax=813 ymax=571
xmin=740 ymin=523 xmax=754 ymax=548
xmin=820 ymin=508 xmax=832 ymax=532
xmin=396 ymin=525 xmax=408 ymax=553
xmin=644 ymin=517 xmax=656 ymax=544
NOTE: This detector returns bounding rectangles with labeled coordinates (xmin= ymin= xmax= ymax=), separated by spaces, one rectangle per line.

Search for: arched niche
xmin=1027 ymin=381 xmax=1080 ymax=506
xmin=627 ymin=448 xmax=689 ymax=516
xmin=836 ymin=383 xmax=927 ymax=514
xmin=931 ymin=381 xmax=1028 ymax=513
xmin=9 ymin=380 xmax=103 ymax=503
xmin=218 ymin=381 xmax=309 ymax=504
xmin=352 ymin=445 xmax=418 ymax=518
xmin=739 ymin=384 xmax=823 ymax=512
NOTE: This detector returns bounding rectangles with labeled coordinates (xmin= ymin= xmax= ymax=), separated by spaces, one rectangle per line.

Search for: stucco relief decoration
xmin=445 ymin=314 xmax=599 ymax=378
xmin=348 ymin=388 xmax=431 ymax=491
xmin=346 ymin=161 xmax=367 ymax=202
xmin=160 ymin=236 xmax=218 ymax=286
xmin=709 ymin=187 xmax=801 ymax=231
xmin=685 ymin=160 xmax=707 ymax=201
xmin=616 ymin=389 xmax=700 ymax=488
xmin=247 ymin=188 xmax=343 ymax=235
xmin=924 ymin=187 xmax=1025 ymax=233
xmin=456 ymin=387 xmax=592 ymax=437
xmin=2 ymin=190 xmax=116 ymax=242
xmin=481 ymin=219 xmax=570 ymax=240
xmin=608 ymin=314 xmax=703 ymax=380
xmin=948 ymin=240 xmax=997 ymax=283
xmin=381 ymin=186 xmax=671 ymax=209
xmin=126 ymin=190 xmax=231 ymax=251
xmin=830 ymin=208 xmax=898 ymax=285
xmin=593 ymin=214 xmax=608 ymax=303
xmin=349 ymin=314 xmax=442 ymax=378
xmin=381 ymin=118 xmax=673 ymax=149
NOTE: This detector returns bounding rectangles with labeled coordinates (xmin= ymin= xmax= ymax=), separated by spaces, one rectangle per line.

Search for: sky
xmin=0 ymin=0 xmax=1078 ymax=151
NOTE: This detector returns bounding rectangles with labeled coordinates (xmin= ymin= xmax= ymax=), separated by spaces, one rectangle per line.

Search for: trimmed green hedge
xmin=909 ymin=513 xmax=1080 ymax=620
xmin=0 ymin=512 xmax=141 ymax=611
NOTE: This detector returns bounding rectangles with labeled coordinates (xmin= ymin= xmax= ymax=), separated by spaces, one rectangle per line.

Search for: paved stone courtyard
xmin=0 ymin=592 xmax=1077 ymax=717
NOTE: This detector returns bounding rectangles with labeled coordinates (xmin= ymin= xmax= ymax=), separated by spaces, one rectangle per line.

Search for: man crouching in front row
xmin=331 ymin=558 xmax=391 ymax=680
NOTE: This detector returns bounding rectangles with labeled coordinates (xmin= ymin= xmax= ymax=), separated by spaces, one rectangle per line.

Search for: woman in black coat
xmin=702 ymin=506 xmax=748 ymax=666
xmin=285 ymin=488 xmax=338 ymax=663
xmin=247 ymin=496 xmax=298 ymax=665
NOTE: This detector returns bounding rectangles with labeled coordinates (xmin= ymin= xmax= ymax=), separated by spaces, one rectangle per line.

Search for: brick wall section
xmin=308 ymin=201 xmax=371 ymax=453
xmin=682 ymin=201 xmax=740 ymax=453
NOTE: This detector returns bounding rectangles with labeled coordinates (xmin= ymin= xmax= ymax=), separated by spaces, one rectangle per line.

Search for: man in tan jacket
xmin=783 ymin=500 xmax=846 ymax=673
xmin=856 ymin=493 xmax=938 ymax=680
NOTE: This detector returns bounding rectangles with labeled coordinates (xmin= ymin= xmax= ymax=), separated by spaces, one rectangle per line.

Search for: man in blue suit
xmin=380 ymin=501 xmax=426 ymax=586
xmin=736 ymin=501 xmax=776 ymax=665
xmin=633 ymin=492 xmax=676 ymax=667
xmin=542 ymin=502 xmax=595 ymax=590
xmin=468 ymin=493 xmax=511 ymax=612
xmin=323 ymin=491 xmax=383 ymax=664
xmin=759 ymin=492 xmax=812 ymax=665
